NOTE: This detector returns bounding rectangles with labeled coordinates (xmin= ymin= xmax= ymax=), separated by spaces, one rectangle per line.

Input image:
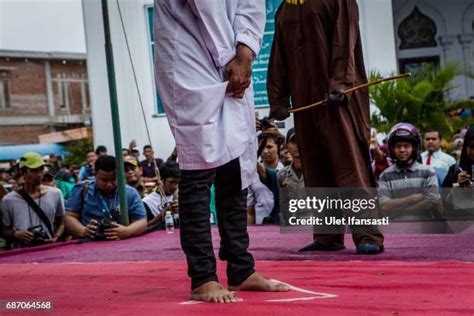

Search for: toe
xmin=277 ymin=284 xmax=290 ymax=292
xmin=230 ymin=292 xmax=241 ymax=302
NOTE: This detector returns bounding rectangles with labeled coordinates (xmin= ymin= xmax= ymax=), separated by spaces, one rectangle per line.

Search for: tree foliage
xmin=63 ymin=138 xmax=94 ymax=166
xmin=369 ymin=63 xmax=474 ymax=138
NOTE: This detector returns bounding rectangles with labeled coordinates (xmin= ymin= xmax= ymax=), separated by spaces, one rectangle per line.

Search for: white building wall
xmin=82 ymin=0 xmax=174 ymax=159
xmin=358 ymin=0 xmax=398 ymax=75
xmin=82 ymin=0 xmax=399 ymax=159
xmin=393 ymin=0 xmax=474 ymax=99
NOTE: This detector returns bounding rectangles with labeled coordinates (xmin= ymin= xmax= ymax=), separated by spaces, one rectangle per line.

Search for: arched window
xmin=398 ymin=6 xmax=437 ymax=49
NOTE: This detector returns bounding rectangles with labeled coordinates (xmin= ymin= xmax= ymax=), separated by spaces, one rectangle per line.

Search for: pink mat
xmin=1 ymin=226 xmax=473 ymax=263
xmin=1 ymin=260 xmax=473 ymax=315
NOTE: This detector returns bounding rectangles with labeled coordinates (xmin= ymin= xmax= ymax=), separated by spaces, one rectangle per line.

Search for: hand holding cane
xmin=289 ymin=73 xmax=411 ymax=114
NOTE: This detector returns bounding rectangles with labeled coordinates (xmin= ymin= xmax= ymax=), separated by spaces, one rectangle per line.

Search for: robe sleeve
xmin=328 ymin=0 xmax=359 ymax=92
xmin=233 ymin=0 xmax=266 ymax=57
xmin=187 ymin=0 xmax=236 ymax=68
xmin=267 ymin=6 xmax=291 ymax=117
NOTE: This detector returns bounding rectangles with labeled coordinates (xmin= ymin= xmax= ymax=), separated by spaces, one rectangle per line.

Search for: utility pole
xmin=101 ymin=0 xmax=129 ymax=225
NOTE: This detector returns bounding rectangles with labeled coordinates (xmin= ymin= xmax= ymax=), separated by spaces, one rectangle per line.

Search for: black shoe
xmin=356 ymin=243 xmax=384 ymax=255
xmin=298 ymin=242 xmax=345 ymax=252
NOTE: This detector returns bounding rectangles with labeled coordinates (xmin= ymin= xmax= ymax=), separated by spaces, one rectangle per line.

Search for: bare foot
xmin=190 ymin=281 xmax=240 ymax=303
xmin=228 ymin=272 xmax=289 ymax=292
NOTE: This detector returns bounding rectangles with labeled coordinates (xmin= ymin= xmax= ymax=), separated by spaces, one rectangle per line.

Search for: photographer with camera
xmin=64 ymin=155 xmax=147 ymax=241
xmin=2 ymin=152 xmax=65 ymax=249
xmin=441 ymin=126 xmax=474 ymax=216
xmin=442 ymin=126 xmax=474 ymax=188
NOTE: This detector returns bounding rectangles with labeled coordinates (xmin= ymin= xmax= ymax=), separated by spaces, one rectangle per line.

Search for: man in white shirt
xmin=143 ymin=161 xmax=180 ymax=228
xmin=154 ymin=0 xmax=288 ymax=303
xmin=421 ymin=129 xmax=456 ymax=185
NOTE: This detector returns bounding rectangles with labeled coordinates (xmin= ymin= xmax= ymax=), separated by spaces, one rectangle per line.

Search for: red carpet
xmin=1 ymin=260 xmax=473 ymax=315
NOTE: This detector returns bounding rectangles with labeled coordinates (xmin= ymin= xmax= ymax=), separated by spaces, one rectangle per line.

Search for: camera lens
xmin=101 ymin=217 xmax=112 ymax=226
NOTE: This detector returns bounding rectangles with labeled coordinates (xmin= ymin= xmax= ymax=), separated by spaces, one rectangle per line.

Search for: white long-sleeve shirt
xmin=154 ymin=0 xmax=265 ymax=189
xmin=421 ymin=149 xmax=456 ymax=184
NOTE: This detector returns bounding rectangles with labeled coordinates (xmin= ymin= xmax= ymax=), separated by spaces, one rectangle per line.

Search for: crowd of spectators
xmin=0 ymin=143 xmax=179 ymax=250
xmin=249 ymin=119 xmax=474 ymax=226
xmin=1 ymin=121 xmax=473 ymax=250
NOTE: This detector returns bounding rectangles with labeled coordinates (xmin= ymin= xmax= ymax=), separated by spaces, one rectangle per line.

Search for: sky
xmin=0 ymin=0 xmax=86 ymax=53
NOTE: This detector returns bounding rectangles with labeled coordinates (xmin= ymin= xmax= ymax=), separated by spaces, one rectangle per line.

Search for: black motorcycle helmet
xmin=387 ymin=123 xmax=421 ymax=161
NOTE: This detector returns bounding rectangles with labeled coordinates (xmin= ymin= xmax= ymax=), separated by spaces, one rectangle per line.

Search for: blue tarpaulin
xmin=0 ymin=144 xmax=68 ymax=161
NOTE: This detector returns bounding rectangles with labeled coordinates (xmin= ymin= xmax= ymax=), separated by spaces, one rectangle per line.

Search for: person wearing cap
xmin=378 ymin=123 xmax=441 ymax=221
xmin=124 ymin=155 xmax=155 ymax=198
xmin=2 ymin=152 xmax=65 ymax=248
xmin=277 ymin=128 xmax=305 ymax=225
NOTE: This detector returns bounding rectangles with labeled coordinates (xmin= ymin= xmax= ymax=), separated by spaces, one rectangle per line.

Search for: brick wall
xmin=0 ymin=56 xmax=91 ymax=145
xmin=0 ymin=124 xmax=87 ymax=145
xmin=0 ymin=57 xmax=90 ymax=118
xmin=50 ymin=60 xmax=90 ymax=116
xmin=0 ymin=126 xmax=51 ymax=144
xmin=0 ymin=58 xmax=48 ymax=116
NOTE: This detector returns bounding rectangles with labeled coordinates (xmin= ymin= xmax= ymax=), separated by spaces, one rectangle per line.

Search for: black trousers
xmin=178 ymin=158 xmax=255 ymax=290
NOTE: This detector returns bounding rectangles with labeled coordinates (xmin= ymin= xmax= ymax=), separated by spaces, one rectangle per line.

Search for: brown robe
xmin=268 ymin=0 xmax=374 ymax=188
xmin=268 ymin=0 xmax=383 ymax=247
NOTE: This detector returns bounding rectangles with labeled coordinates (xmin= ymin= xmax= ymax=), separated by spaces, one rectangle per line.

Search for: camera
xmin=94 ymin=217 xmax=113 ymax=241
xmin=27 ymin=225 xmax=50 ymax=246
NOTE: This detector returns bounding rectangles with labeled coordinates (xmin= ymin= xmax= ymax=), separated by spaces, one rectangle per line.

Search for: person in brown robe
xmin=267 ymin=0 xmax=384 ymax=254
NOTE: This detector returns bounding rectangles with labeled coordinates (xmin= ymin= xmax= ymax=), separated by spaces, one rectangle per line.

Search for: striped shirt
xmin=378 ymin=161 xmax=440 ymax=219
